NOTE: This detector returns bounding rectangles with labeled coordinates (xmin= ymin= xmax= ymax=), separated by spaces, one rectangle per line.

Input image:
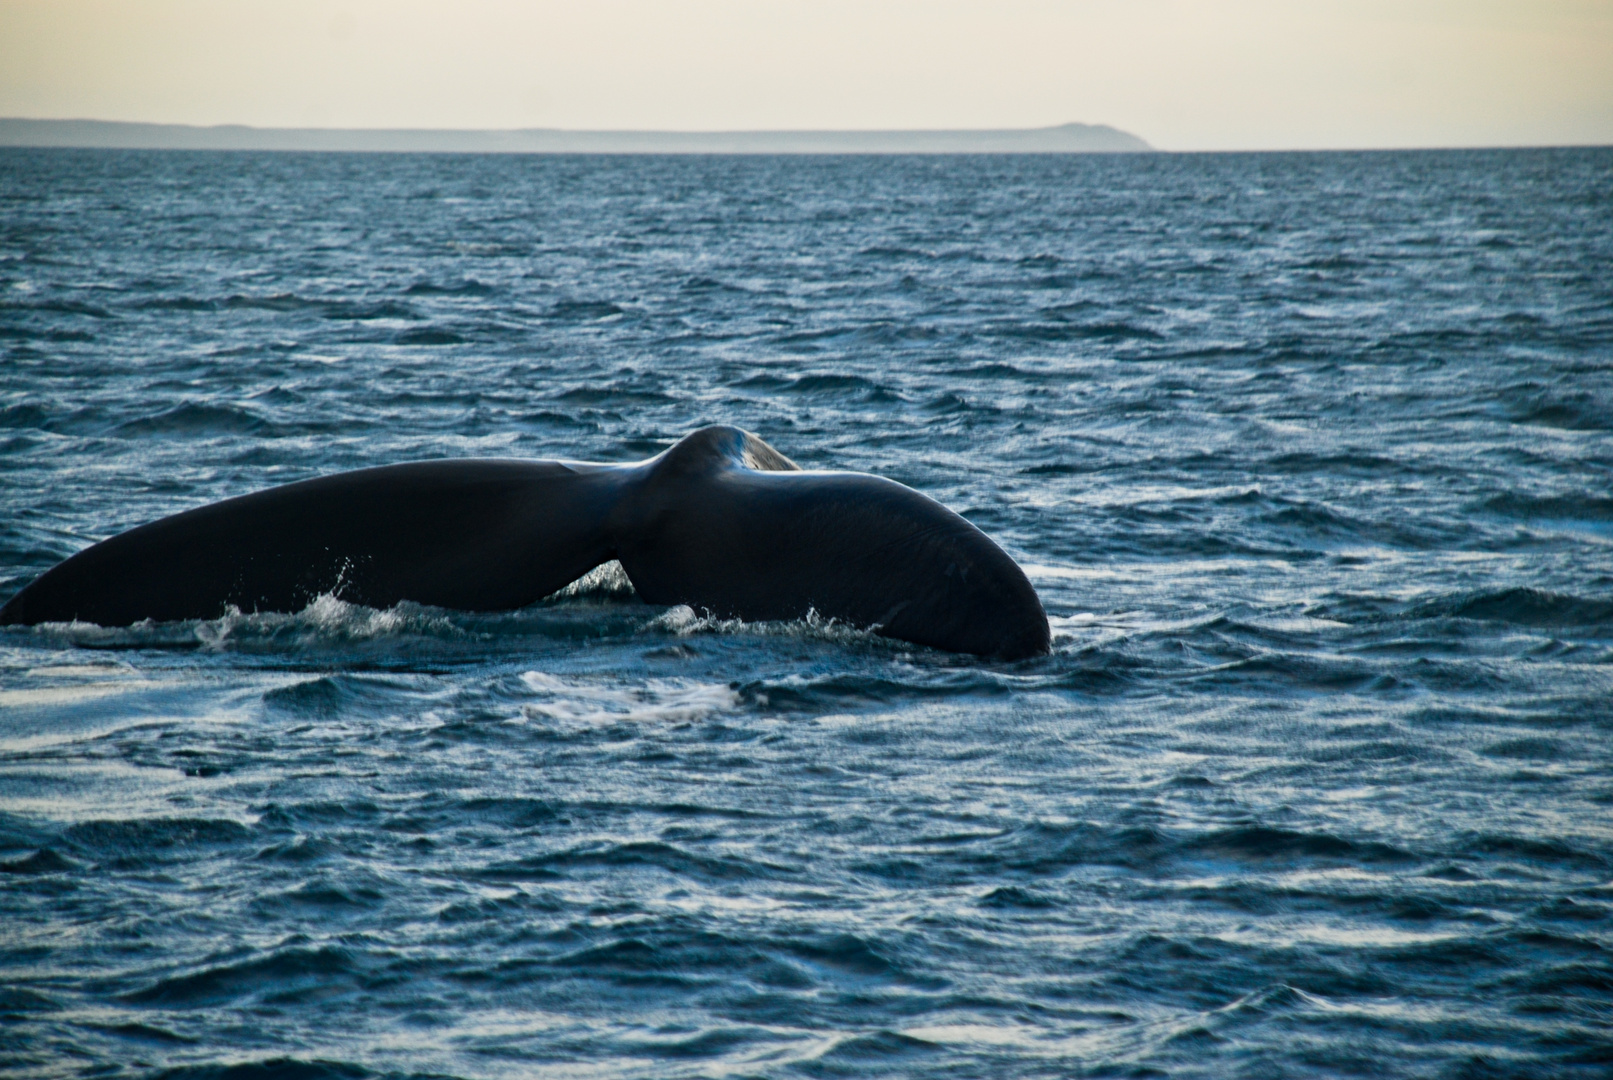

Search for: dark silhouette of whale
xmin=0 ymin=426 xmax=1050 ymax=658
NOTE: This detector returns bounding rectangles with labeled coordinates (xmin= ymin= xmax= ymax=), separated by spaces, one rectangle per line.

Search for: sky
xmin=2 ymin=0 xmax=1609 ymax=150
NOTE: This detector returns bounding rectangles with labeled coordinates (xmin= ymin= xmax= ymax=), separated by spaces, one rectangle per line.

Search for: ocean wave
xmin=113 ymin=401 xmax=275 ymax=437
xmin=1504 ymin=394 xmax=1612 ymax=432
xmin=1480 ymin=492 xmax=1613 ymax=524
xmin=220 ymin=292 xmax=322 ymax=312
xmin=59 ymin=818 xmax=255 ymax=870
xmin=127 ymin=295 xmax=219 ymax=312
xmin=1185 ymin=651 xmax=1384 ymax=692
xmin=404 ymin=277 xmax=495 ymax=296
xmin=546 ymin=299 xmax=625 ymax=320
xmin=550 ymin=384 xmax=676 ymax=405
xmin=487 ymin=839 xmax=797 ymax=884
xmin=0 ymin=324 xmax=94 ymax=342
xmin=1264 ymin=450 xmax=1409 ymax=475
xmin=1408 ymin=587 xmax=1613 ymax=628
xmin=392 ymin=326 xmax=463 ymax=345
xmin=0 ymin=847 xmax=80 ymax=874
xmin=319 ymin=300 xmax=419 ymax=321
xmin=0 ymin=401 xmax=73 ymax=431
xmin=1457 ymin=832 xmax=1608 ymax=872
xmin=734 ymin=668 xmax=1013 ymax=712
xmin=1006 ymin=319 xmax=1165 ymax=343
xmin=0 ymin=298 xmax=115 ymax=318
xmin=784 ymin=372 xmax=893 ymax=396
xmin=1183 ymin=826 xmax=1416 ymax=865
xmin=260 ymin=673 xmax=428 ymax=721
xmin=63 ymin=816 xmax=254 ymax=850
xmin=149 ymin=1060 xmax=375 ymax=1080
xmin=122 ymin=945 xmax=361 ymax=1006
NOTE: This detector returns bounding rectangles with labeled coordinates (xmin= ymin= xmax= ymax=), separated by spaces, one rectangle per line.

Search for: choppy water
xmin=2 ymin=147 xmax=1611 ymax=1079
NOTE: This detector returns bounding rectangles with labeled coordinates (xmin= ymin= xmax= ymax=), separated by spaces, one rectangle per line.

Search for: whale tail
xmin=0 ymin=459 xmax=620 ymax=628
xmin=0 ymin=428 xmax=1049 ymax=659
xmin=618 ymin=427 xmax=1049 ymax=659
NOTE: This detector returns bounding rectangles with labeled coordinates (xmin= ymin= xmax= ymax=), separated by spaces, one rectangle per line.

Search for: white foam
xmin=517 ymin=670 xmax=737 ymax=727
xmin=193 ymin=594 xmax=459 ymax=648
xmin=645 ymin=604 xmax=885 ymax=648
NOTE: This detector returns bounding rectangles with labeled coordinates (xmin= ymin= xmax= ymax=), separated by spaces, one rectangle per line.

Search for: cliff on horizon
xmin=0 ymin=118 xmax=1150 ymax=154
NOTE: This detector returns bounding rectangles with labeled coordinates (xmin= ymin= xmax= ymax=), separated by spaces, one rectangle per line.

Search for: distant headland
xmin=0 ymin=118 xmax=1150 ymax=154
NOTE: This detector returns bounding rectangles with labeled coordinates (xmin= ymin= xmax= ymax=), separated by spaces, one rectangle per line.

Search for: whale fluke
xmin=0 ymin=427 xmax=1050 ymax=659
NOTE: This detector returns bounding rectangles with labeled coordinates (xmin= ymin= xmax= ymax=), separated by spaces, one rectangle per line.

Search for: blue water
xmin=1 ymin=147 xmax=1611 ymax=1079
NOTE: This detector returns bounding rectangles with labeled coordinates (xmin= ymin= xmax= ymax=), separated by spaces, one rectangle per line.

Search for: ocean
xmin=1 ymin=146 xmax=1610 ymax=1078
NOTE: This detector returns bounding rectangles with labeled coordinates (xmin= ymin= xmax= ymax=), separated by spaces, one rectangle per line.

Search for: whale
xmin=0 ymin=426 xmax=1050 ymax=658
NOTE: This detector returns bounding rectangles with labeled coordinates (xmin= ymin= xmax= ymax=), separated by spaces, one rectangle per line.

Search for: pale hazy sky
xmin=2 ymin=0 xmax=1609 ymax=150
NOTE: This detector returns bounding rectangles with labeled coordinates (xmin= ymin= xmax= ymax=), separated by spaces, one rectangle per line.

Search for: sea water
xmin=1 ymin=147 xmax=1610 ymax=1077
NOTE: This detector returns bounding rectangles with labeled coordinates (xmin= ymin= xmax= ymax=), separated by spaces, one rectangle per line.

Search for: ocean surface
xmin=1 ymin=147 xmax=1610 ymax=1079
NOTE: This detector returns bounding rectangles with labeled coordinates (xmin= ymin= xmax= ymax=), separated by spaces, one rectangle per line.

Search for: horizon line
xmin=5 ymin=116 xmax=1133 ymax=134
xmin=0 ymin=117 xmax=1153 ymax=155
xmin=2 ymin=117 xmax=1608 ymax=154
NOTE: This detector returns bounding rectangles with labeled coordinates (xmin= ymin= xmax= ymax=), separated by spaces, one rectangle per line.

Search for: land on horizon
xmin=0 ymin=118 xmax=1151 ymax=154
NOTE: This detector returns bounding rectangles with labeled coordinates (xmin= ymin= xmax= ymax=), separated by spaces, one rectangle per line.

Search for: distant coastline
xmin=0 ymin=118 xmax=1150 ymax=154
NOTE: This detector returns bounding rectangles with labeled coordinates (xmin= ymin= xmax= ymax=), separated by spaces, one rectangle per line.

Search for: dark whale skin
xmin=0 ymin=426 xmax=1050 ymax=659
